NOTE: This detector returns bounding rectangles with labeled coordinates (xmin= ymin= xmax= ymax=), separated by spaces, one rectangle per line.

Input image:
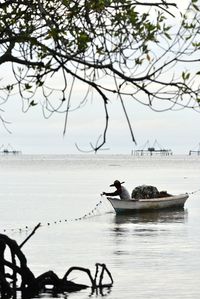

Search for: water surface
xmin=0 ymin=154 xmax=200 ymax=298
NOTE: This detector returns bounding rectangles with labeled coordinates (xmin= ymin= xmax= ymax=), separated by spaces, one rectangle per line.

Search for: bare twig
xmin=19 ymin=223 xmax=41 ymax=248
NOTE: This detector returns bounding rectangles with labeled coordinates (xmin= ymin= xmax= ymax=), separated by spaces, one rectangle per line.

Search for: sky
xmin=1 ymin=0 xmax=199 ymax=156
xmin=1 ymin=90 xmax=199 ymax=155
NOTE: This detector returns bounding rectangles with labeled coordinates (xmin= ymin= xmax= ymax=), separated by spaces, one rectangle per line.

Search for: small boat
xmin=107 ymin=193 xmax=189 ymax=214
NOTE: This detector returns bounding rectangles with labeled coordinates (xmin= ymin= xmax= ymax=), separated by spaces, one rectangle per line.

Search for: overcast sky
xmin=1 ymin=90 xmax=199 ymax=155
xmin=1 ymin=0 xmax=198 ymax=156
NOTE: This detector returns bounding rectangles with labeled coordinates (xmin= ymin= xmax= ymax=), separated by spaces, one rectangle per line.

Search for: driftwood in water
xmin=0 ymin=227 xmax=113 ymax=298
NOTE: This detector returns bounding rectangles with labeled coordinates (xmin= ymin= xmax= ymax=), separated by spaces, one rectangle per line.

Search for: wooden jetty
xmin=132 ymin=140 xmax=173 ymax=156
xmin=0 ymin=144 xmax=22 ymax=155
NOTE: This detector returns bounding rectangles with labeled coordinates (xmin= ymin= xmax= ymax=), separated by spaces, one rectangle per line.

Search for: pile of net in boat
xmin=131 ymin=185 xmax=171 ymax=199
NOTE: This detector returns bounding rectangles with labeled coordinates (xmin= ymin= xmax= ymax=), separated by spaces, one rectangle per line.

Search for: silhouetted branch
xmin=0 ymin=0 xmax=199 ymax=151
xmin=19 ymin=223 xmax=41 ymax=248
xmin=0 ymin=234 xmax=114 ymax=298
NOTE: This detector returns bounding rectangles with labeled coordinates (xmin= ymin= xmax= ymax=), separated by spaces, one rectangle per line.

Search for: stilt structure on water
xmin=0 ymin=144 xmax=22 ymax=155
xmin=132 ymin=140 xmax=173 ymax=156
xmin=189 ymin=143 xmax=200 ymax=156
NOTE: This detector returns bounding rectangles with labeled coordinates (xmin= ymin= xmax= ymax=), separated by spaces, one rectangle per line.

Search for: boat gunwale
xmin=107 ymin=193 xmax=189 ymax=203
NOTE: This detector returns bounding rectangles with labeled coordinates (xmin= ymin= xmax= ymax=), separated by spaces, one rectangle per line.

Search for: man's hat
xmin=110 ymin=180 xmax=125 ymax=187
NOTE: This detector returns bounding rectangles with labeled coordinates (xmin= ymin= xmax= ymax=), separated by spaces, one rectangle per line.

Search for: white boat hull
xmin=107 ymin=194 xmax=189 ymax=214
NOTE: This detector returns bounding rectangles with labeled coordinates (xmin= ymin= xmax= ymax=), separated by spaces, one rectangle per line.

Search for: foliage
xmin=0 ymin=0 xmax=200 ymax=151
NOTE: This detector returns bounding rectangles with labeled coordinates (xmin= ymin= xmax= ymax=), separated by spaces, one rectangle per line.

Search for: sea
xmin=0 ymin=154 xmax=200 ymax=299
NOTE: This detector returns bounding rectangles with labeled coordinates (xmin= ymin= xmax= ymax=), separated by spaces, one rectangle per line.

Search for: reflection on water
xmin=32 ymin=286 xmax=113 ymax=299
xmin=110 ymin=209 xmax=189 ymax=260
xmin=110 ymin=209 xmax=188 ymax=241
xmin=114 ymin=208 xmax=188 ymax=225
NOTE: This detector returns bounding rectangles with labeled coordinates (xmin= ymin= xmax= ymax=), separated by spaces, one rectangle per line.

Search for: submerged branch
xmin=0 ymin=233 xmax=114 ymax=298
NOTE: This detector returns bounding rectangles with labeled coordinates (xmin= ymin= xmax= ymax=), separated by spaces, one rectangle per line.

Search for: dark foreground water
xmin=0 ymin=154 xmax=200 ymax=299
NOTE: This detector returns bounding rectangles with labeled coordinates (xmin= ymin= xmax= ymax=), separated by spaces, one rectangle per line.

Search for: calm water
xmin=0 ymin=154 xmax=200 ymax=299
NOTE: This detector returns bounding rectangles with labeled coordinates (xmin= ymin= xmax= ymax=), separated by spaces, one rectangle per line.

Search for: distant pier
xmin=189 ymin=143 xmax=200 ymax=156
xmin=132 ymin=140 xmax=173 ymax=156
xmin=0 ymin=144 xmax=22 ymax=155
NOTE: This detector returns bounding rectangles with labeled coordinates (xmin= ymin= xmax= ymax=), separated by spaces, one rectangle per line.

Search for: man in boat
xmin=102 ymin=180 xmax=131 ymax=200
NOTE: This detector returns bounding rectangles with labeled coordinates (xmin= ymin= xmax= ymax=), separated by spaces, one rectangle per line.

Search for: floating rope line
xmin=187 ymin=188 xmax=200 ymax=195
xmin=1 ymin=188 xmax=200 ymax=234
xmin=2 ymin=188 xmax=200 ymax=234
xmin=1 ymin=225 xmax=37 ymax=236
xmin=0 ymin=200 xmax=104 ymax=235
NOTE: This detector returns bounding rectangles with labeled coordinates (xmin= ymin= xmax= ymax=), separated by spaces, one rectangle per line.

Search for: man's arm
xmin=103 ymin=190 xmax=120 ymax=196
